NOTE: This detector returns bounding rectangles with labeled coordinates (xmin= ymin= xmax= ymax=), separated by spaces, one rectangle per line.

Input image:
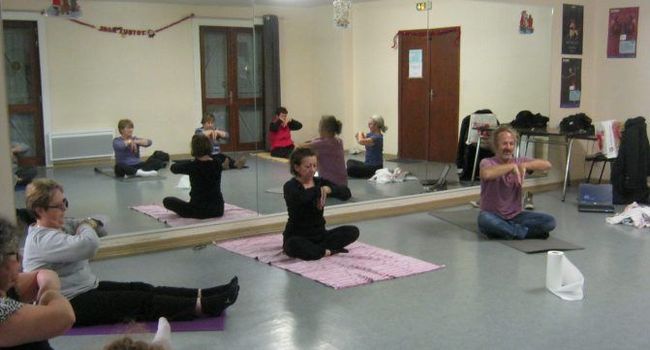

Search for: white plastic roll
xmin=546 ymin=250 xmax=584 ymax=301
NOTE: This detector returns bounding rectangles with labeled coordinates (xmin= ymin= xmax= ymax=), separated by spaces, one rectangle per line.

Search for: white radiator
xmin=49 ymin=130 xmax=114 ymax=161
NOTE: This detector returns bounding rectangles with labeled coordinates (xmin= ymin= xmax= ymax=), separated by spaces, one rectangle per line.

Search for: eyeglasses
xmin=47 ymin=198 xmax=69 ymax=211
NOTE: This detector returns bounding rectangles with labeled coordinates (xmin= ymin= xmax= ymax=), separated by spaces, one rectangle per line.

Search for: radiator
xmin=49 ymin=130 xmax=114 ymax=161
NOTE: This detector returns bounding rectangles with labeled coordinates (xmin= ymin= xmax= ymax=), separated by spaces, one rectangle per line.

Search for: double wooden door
xmin=200 ymin=26 xmax=264 ymax=151
xmin=398 ymin=27 xmax=460 ymax=162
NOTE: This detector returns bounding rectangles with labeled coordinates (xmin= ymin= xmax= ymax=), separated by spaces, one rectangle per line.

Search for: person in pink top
xmin=303 ymin=115 xmax=348 ymax=187
xmin=478 ymin=125 xmax=555 ymax=240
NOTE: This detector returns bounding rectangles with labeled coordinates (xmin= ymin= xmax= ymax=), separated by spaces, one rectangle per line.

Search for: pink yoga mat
xmin=217 ymin=234 xmax=444 ymax=289
xmin=64 ymin=316 xmax=225 ymax=336
xmin=130 ymin=203 xmax=257 ymax=227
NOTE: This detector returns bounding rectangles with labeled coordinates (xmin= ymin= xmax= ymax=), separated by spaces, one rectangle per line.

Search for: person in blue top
xmin=195 ymin=113 xmax=246 ymax=170
xmin=112 ymin=119 xmax=166 ymax=178
xmin=347 ymin=114 xmax=387 ymax=178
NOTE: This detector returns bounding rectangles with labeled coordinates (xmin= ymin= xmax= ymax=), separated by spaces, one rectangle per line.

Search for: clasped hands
xmin=317 ymin=186 xmax=332 ymax=210
xmin=279 ymin=115 xmax=292 ymax=127
xmin=125 ymin=139 xmax=140 ymax=153
xmin=510 ymin=163 xmax=527 ymax=185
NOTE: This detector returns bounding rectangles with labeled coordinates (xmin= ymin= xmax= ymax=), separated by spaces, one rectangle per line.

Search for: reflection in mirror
xmin=4 ymin=0 xmax=552 ymax=241
xmin=252 ymin=0 xmax=553 ymax=212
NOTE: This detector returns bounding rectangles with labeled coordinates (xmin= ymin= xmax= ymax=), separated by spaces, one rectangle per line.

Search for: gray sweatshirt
xmin=23 ymin=222 xmax=101 ymax=299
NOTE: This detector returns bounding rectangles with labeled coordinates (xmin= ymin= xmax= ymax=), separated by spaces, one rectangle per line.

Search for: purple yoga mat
xmin=64 ymin=316 xmax=225 ymax=336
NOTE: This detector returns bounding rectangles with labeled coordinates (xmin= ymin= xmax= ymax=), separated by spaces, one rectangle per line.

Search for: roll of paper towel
xmin=546 ymin=251 xmax=584 ymax=301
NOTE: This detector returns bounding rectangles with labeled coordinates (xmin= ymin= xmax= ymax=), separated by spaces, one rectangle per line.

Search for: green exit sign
xmin=416 ymin=1 xmax=431 ymax=11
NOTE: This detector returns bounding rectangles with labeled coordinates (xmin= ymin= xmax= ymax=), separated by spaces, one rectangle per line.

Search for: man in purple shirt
xmin=478 ymin=125 xmax=556 ymax=240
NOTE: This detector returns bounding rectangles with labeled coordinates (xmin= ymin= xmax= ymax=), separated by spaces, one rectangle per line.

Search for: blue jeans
xmin=478 ymin=211 xmax=556 ymax=240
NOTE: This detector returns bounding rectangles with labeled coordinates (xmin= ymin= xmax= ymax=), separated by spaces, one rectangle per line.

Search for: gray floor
xmin=14 ymin=154 xmax=468 ymax=235
xmin=49 ymin=188 xmax=649 ymax=350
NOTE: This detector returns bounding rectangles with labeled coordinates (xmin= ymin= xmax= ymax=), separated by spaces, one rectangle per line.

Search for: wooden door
xmin=398 ymin=27 xmax=460 ymax=162
xmin=200 ymin=26 xmax=264 ymax=152
xmin=3 ymin=20 xmax=45 ymax=166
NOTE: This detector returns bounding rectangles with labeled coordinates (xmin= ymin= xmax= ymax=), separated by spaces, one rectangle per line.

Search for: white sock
xmin=152 ymin=317 xmax=172 ymax=350
xmin=135 ymin=169 xmax=158 ymax=177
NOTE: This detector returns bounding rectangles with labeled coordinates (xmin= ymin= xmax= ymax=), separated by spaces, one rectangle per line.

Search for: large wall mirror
xmin=3 ymin=0 xmax=553 ymax=253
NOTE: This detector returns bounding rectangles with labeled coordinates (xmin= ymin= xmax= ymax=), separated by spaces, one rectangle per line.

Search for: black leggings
xmin=346 ymin=159 xmax=382 ymax=179
xmin=162 ymin=197 xmax=224 ymax=219
xmin=70 ymin=281 xmax=202 ymax=326
xmin=283 ymin=225 xmax=360 ymax=261
xmin=114 ymin=157 xmax=166 ymax=177
xmin=270 ymin=145 xmax=294 ymax=159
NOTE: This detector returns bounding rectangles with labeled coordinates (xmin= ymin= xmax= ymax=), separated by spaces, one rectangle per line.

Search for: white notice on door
xmin=409 ymin=49 xmax=423 ymax=78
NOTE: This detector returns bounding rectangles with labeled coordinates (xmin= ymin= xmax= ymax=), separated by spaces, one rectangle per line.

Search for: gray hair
xmin=490 ymin=125 xmax=519 ymax=151
xmin=0 ymin=218 xmax=19 ymax=266
xmin=371 ymin=114 xmax=388 ymax=133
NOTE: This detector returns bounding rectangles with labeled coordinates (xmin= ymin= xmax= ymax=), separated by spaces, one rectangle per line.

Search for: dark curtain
xmin=263 ymin=15 xmax=281 ymax=151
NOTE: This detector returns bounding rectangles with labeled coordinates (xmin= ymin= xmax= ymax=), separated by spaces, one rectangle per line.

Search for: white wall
xmin=3 ymin=0 xmax=252 ymax=159
xmin=351 ymin=0 xmax=554 ymax=154
xmin=592 ymin=1 xmax=650 ymax=121
xmin=2 ymin=0 xmax=648 ymax=185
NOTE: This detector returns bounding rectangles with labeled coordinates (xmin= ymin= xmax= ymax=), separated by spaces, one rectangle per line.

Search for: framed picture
xmin=562 ymin=4 xmax=583 ymax=55
xmin=607 ymin=7 xmax=639 ymax=58
xmin=561 ymin=58 xmax=581 ymax=108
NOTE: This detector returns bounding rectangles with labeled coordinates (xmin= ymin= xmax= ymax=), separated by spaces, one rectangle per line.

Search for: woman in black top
xmin=163 ymin=134 xmax=224 ymax=219
xmin=283 ymin=148 xmax=359 ymax=260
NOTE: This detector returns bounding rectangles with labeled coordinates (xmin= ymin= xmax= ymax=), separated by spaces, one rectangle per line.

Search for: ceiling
xmin=88 ymin=0 xmax=337 ymax=7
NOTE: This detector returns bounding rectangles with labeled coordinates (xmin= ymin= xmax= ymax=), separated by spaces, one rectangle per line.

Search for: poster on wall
xmin=562 ymin=4 xmax=583 ymax=55
xmin=607 ymin=7 xmax=639 ymax=58
xmin=408 ymin=49 xmax=423 ymax=78
xmin=519 ymin=10 xmax=534 ymax=34
xmin=561 ymin=58 xmax=582 ymax=108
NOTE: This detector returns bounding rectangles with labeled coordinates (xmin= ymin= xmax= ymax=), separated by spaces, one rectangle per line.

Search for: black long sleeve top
xmin=269 ymin=119 xmax=302 ymax=132
xmin=282 ymin=177 xmax=351 ymax=238
xmin=170 ymin=159 xmax=223 ymax=208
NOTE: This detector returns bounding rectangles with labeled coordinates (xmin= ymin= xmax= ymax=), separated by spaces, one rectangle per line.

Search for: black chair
xmin=585 ymin=152 xmax=616 ymax=184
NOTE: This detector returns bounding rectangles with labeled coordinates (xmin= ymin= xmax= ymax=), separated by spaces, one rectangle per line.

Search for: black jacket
xmin=612 ymin=116 xmax=650 ymax=204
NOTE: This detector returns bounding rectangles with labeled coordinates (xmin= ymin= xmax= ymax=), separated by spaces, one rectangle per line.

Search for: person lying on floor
xmin=0 ymin=217 xmax=75 ymax=350
xmin=478 ymin=125 xmax=555 ymax=240
xmin=195 ymin=113 xmax=246 ymax=170
xmin=22 ymin=178 xmax=239 ymax=327
xmin=163 ymin=134 xmax=225 ymax=219
xmin=283 ymin=148 xmax=359 ymax=260
xmin=113 ymin=118 xmax=167 ymax=178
